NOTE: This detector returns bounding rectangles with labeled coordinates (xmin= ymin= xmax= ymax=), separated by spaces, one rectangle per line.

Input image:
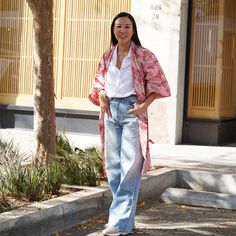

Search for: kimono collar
xmin=107 ymin=42 xmax=138 ymax=67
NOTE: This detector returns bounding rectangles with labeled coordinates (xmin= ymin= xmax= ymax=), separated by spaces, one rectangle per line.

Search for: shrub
xmin=0 ymin=138 xmax=27 ymax=165
xmin=0 ymin=193 xmax=11 ymax=213
xmin=0 ymin=138 xmax=28 ymax=198
xmin=0 ymin=132 xmax=104 ymax=212
xmin=46 ymin=157 xmax=66 ymax=195
xmin=56 ymin=131 xmax=74 ymax=156
xmin=55 ymin=131 xmax=104 ymax=186
xmin=84 ymin=147 xmax=103 ymax=179
xmin=0 ymin=138 xmax=46 ymax=202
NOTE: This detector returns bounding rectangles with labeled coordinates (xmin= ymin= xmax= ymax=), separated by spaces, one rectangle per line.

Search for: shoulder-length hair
xmin=110 ymin=12 xmax=142 ymax=47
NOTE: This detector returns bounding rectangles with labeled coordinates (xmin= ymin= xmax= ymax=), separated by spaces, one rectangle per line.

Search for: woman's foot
xmin=102 ymin=227 xmax=120 ymax=236
xmin=102 ymin=227 xmax=131 ymax=235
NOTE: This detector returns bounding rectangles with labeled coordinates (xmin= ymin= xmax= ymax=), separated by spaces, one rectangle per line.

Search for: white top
xmin=106 ymin=46 xmax=135 ymax=98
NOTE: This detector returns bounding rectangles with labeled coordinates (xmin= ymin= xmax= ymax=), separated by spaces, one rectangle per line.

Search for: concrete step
xmin=177 ymin=170 xmax=236 ymax=194
xmin=160 ymin=187 xmax=236 ymax=210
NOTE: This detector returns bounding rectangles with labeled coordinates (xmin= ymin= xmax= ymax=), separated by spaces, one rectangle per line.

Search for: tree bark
xmin=26 ymin=0 xmax=55 ymax=165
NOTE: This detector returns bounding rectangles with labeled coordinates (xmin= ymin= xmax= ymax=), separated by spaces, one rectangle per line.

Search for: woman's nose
xmin=120 ymin=27 xmax=125 ymax=32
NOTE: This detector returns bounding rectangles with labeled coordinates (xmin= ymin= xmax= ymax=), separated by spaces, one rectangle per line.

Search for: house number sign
xmin=150 ymin=3 xmax=162 ymax=21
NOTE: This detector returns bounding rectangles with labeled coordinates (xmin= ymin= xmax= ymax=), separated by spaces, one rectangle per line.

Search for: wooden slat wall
xmin=221 ymin=0 xmax=236 ymax=118
xmin=188 ymin=0 xmax=236 ymax=120
xmin=0 ymin=0 xmax=131 ymax=110
xmin=188 ymin=0 xmax=219 ymax=119
xmin=60 ymin=0 xmax=131 ymax=101
xmin=0 ymin=0 xmax=33 ymax=96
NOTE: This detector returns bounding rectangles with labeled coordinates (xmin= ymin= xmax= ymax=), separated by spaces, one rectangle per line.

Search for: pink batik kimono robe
xmin=88 ymin=42 xmax=171 ymax=175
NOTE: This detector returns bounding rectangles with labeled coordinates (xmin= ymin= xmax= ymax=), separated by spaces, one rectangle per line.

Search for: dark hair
xmin=110 ymin=12 xmax=142 ymax=47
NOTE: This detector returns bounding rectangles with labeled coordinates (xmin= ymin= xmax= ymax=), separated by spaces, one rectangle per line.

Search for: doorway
xmin=183 ymin=0 xmax=236 ymax=145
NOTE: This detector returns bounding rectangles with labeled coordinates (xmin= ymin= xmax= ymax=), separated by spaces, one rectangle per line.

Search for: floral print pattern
xmin=89 ymin=42 xmax=171 ymax=174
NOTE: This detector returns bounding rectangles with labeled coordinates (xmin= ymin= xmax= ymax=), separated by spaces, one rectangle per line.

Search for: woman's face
xmin=113 ymin=17 xmax=134 ymax=46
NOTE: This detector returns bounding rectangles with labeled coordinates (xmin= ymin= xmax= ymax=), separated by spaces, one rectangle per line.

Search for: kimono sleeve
xmin=143 ymin=51 xmax=171 ymax=99
xmin=88 ymin=54 xmax=106 ymax=106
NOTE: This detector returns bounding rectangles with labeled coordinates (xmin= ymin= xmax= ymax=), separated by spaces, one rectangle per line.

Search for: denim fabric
xmin=104 ymin=95 xmax=144 ymax=233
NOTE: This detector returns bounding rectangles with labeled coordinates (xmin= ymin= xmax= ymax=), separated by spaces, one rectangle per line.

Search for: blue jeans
xmin=104 ymin=95 xmax=144 ymax=233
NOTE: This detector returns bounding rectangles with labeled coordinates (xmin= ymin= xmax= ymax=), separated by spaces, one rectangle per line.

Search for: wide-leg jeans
xmin=104 ymin=95 xmax=144 ymax=233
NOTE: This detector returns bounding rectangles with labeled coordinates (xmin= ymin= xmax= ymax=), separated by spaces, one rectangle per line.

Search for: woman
xmin=89 ymin=12 xmax=170 ymax=236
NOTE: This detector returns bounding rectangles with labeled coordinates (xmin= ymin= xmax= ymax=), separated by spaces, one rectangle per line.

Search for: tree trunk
xmin=26 ymin=0 xmax=55 ymax=165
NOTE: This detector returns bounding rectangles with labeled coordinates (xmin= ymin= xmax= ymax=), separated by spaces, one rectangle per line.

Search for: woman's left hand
xmin=128 ymin=93 xmax=158 ymax=116
xmin=128 ymin=103 xmax=147 ymax=116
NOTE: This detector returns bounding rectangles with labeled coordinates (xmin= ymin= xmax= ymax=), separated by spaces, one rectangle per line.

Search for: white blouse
xmin=105 ymin=46 xmax=135 ymax=98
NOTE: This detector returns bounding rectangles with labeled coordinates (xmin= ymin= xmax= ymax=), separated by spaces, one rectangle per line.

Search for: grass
xmin=0 ymin=132 xmax=104 ymax=213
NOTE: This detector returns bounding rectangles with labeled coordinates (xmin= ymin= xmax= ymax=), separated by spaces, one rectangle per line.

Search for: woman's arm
xmin=128 ymin=92 xmax=157 ymax=116
xmin=143 ymin=51 xmax=171 ymax=99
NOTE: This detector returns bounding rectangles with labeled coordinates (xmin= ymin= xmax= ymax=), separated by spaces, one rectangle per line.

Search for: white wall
xmin=131 ymin=0 xmax=189 ymax=144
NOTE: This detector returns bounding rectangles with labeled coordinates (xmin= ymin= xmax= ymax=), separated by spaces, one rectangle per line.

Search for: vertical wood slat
xmin=234 ymin=1 xmax=236 ymax=117
xmin=214 ymin=0 xmax=224 ymax=118
xmin=0 ymin=0 xmax=33 ymax=95
xmin=61 ymin=0 xmax=131 ymax=99
xmin=55 ymin=0 xmax=66 ymax=99
xmin=221 ymin=0 xmax=235 ymax=111
xmin=188 ymin=0 xmax=219 ymax=119
xmin=188 ymin=0 xmax=236 ymax=120
xmin=0 ymin=0 xmax=131 ymax=109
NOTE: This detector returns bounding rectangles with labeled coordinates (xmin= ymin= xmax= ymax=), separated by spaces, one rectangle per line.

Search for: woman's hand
xmin=128 ymin=103 xmax=147 ymax=116
xmin=99 ymin=90 xmax=112 ymax=117
xmin=128 ymin=93 xmax=158 ymax=116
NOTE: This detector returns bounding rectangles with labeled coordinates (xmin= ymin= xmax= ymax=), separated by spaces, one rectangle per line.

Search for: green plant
xmin=56 ymin=131 xmax=74 ymax=156
xmin=0 ymin=138 xmax=27 ymax=164
xmin=0 ymin=156 xmax=46 ymax=202
xmin=0 ymin=132 xmax=104 ymax=213
xmin=0 ymin=193 xmax=11 ymax=213
xmin=84 ymin=147 xmax=104 ymax=179
xmin=0 ymin=138 xmax=28 ymax=198
xmin=20 ymin=165 xmax=48 ymax=201
xmin=55 ymin=154 xmax=96 ymax=186
xmin=46 ymin=158 xmax=66 ymax=195
xmin=55 ymin=131 xmax=104 ymax=186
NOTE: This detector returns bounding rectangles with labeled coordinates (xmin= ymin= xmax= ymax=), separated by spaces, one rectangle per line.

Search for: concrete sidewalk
xmin=55 ymin=198 xmax=236 ymax=236
xmin=150 ymin=143 xmax=236 ymax=174
xmin=0 ymin=128 xmax=236 ymax=173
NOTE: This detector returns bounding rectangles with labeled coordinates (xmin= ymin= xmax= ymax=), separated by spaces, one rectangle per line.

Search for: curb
xmin=0 ymin=168 xmax=176 ymax=236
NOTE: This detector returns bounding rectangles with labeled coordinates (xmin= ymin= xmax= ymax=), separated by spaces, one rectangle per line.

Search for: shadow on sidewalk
xmin=54 ymin=199 xmax=236 ymax=236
